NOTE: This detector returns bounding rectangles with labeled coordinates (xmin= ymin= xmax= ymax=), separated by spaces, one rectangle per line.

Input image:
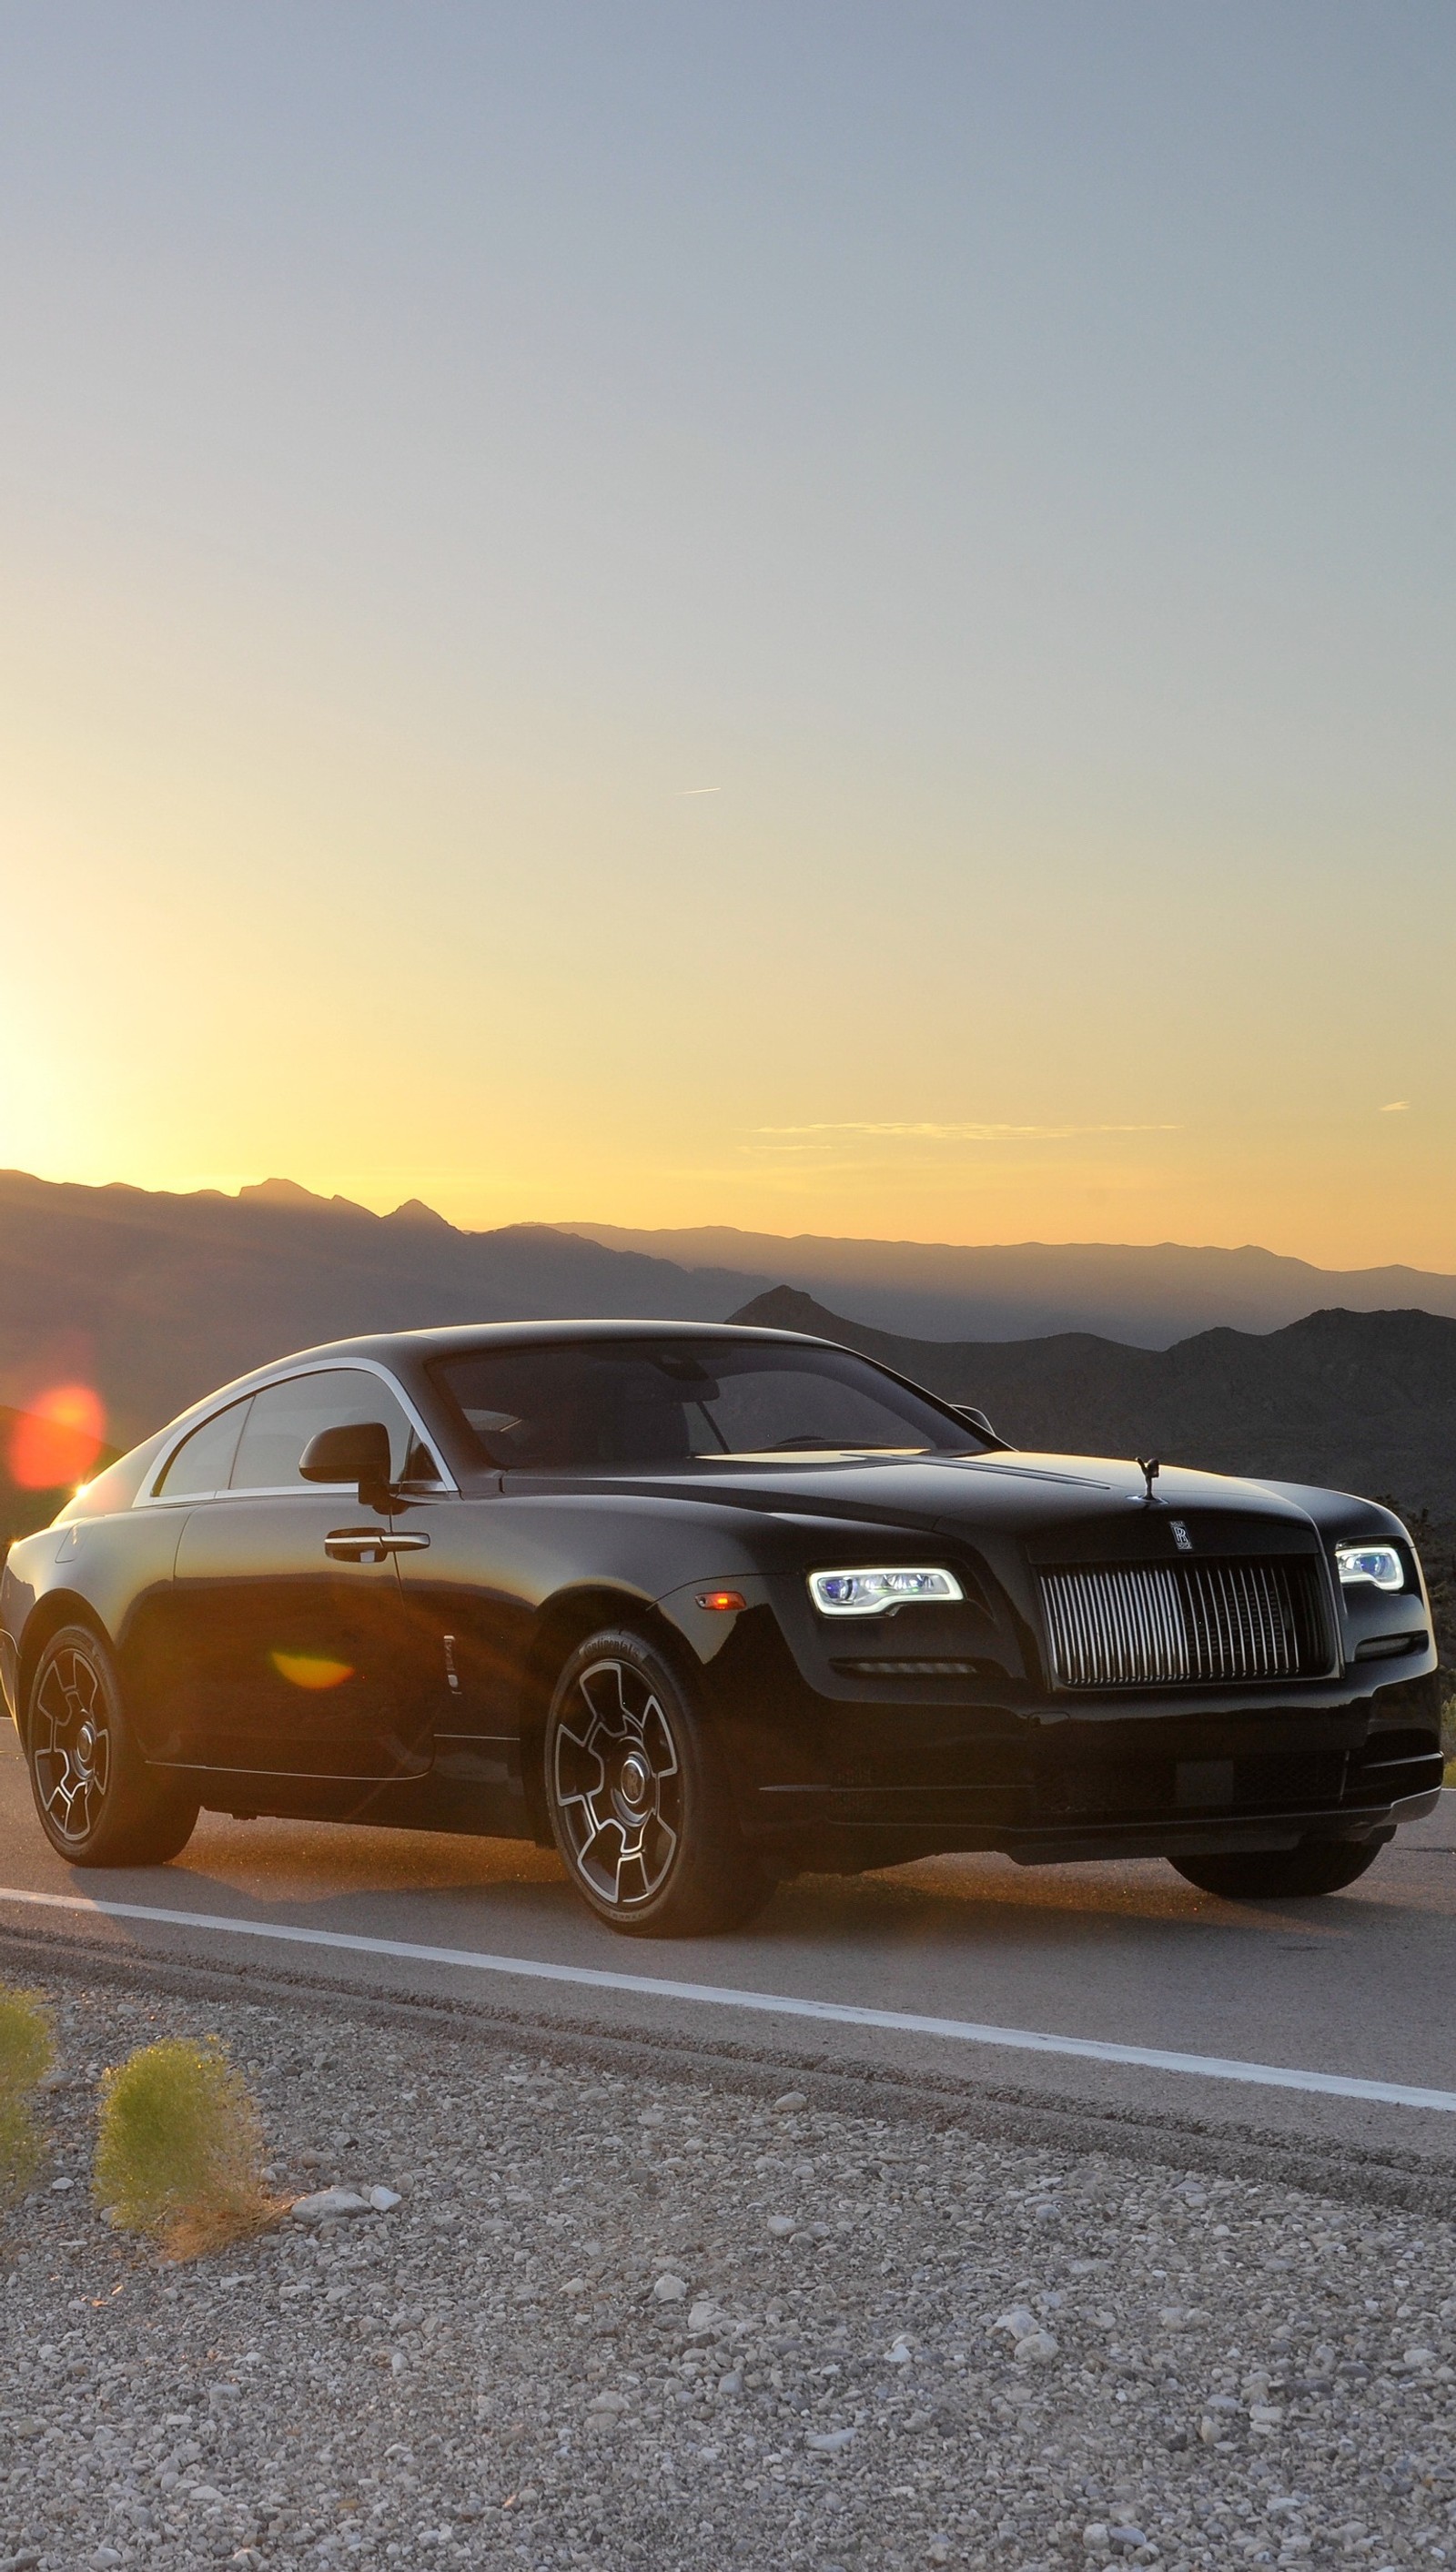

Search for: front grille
xmin=1040 ymin=1557 xmax=1330 ymax=1690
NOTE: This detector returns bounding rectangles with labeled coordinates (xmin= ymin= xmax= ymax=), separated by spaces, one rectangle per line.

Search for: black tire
xmin=543 ymin=1627 xmax=774 ymax=1937
xmin=1170 ymin=1840 xmax=1384 ymax=1900
xmin=25 ymin=1625 xmax=198 ymax=1868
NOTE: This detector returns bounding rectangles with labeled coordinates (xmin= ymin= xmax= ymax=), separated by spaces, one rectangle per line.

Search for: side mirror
xmin=953 ymin=1403 xmax=1008 ymax=1449
xmin=298 ymin=1421 xmax=394 ymax=1509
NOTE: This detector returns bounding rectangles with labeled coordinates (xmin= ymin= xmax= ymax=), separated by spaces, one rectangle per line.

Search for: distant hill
xmin=732 ymin=1285 xmax=1456 ymax=1529
xmin=4 ymin=1160 xmax=1455 ymax=1539
xmin=570 ymin=1221 xmax=1456 ymax=1348
xmin=0 ymin=1169 xmax=766 ymax=1449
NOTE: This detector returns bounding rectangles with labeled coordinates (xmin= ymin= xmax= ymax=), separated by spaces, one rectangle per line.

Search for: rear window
xmin=154 ymin=1396 xmax=253 ymax=1498
xmin=431 ymin=1338 xmax=980 ymax=1471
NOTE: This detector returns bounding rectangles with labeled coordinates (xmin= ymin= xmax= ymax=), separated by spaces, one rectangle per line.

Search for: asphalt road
xmin=3 ymin=1725 xmax=1455 ymax=2186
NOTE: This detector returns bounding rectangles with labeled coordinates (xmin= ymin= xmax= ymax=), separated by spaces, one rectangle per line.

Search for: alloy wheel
xmin=551 ymin=1656 xmax=682 ymax=1912
xmin=33 ymin=1642 xmax=114 ymax=1846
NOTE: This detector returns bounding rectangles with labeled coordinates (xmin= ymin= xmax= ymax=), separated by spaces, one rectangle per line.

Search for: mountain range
xmin=0 ymin=1169 xmax=1451 ymax=1666
xmin=571 ymin=1221 xmax=1456 ymax=1347
xmin=6 ymin=1168 xmax=1456 ymax=1447
xmin=731 ymin=1287 xmax=1456 ymax=1530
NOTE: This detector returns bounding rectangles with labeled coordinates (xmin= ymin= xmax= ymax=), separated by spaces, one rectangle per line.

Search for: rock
xmin=774 ymin=2092 xmax=808 ymax=2112
xmin=652 ymin=2273 xmax=688 ymax=2302
xmin=1084 ymin=2524 xmax=1110 ymax=2550
xmin=367 ymin=2185 xmax=402 ymax=2213
xmin=589 ymin=2391 xmax=630 ymax=2413
xmin=687 ymin=2298 xmax=722 ymax=2332
xmin=805 ymin=2426 xmax=854 ymax=2453
xmin=1109 ymin=2528 xmax=1147 ymax=2552
xmin=766 ymin=2216 xmax=796 ymax=2237
xmin=1013 ymin=2331 xmax=1059 ymax=2365
xmin=49 ymin=2178 xmax=75 ymax=2192
xmin=289 ymin=2187 xmax=370 ymax=2222
xmin=995 ymin=2304 xmax=1038 ymax=2340
xmin=717 ymin=2369 xmax=743 ymax=2395
xmin=885 ymin=2333 xmax=913 ymax=2364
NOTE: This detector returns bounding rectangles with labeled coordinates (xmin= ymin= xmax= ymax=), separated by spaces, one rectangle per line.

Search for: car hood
xmin=509 ymin=1450 xmax=1325 ymax=1547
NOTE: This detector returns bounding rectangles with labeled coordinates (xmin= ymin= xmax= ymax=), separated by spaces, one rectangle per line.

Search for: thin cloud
xmin=681 ymin=785 xmax=722 ymax=795
xmin=1380 ymin=1099 xmax=1410 ymax=1113
xmin=750 ymin=1119 xmax=1181 ymax=1146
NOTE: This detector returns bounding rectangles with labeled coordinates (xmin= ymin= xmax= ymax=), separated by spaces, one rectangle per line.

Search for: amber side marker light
xmin=696 ymin=1590 xmax=747 ymax=1613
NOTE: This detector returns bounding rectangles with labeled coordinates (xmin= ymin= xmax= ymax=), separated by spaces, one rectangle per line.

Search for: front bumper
xmin=708 ymin=1609 xmax=1444 ymax=1863
xmin=751 ymin=1779 xmax=1441 ymax=1866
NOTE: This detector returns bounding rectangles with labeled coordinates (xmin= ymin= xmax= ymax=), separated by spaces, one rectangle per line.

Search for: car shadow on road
xmin=116 ymin=1809 xmax=1407 ymax=1979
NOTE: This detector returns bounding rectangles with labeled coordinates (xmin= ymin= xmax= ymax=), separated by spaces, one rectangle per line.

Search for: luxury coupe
xmin=0 ymin=1321 xmax=1441 ymax=1934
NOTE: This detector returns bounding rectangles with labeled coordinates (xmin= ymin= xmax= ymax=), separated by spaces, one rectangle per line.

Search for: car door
xmin=387 ymin=1473 xmax=541 ymax=1835
xmin=161 ymin=1367 xmax=431 ymax=1783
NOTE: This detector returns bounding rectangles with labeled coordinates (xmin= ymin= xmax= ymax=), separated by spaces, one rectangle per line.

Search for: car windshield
xmin=431 ymin=1338 xmax=985 ymax=1471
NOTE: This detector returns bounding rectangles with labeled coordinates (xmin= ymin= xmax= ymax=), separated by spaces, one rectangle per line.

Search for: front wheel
xmin=544 ymin=1628 xmax=774 ymax=1937
xmin=1170 ymin=1840 xmax=1384 ymax=1900
xmin=26 ymin=1625 xmax=198 ymax=1868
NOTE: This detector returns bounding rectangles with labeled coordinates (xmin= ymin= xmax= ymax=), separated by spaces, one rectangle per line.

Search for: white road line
xmin=0 ymin=1880 xmax=1451 ymax=2112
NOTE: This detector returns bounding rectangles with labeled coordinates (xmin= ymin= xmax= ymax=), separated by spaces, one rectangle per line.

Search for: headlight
xmin=1335 ymin=1543 xmax=1406 ymax=1593
xmin=807 ymin=1566 xmax=965 ymax=1618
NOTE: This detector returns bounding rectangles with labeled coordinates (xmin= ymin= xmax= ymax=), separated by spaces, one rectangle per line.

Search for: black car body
xmin=0 ymin=1320 xmax=1442 ymax=1931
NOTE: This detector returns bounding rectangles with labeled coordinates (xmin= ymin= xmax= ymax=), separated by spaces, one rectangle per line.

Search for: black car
xmin=0 ymin=1321 xmax=1442 ymax=1935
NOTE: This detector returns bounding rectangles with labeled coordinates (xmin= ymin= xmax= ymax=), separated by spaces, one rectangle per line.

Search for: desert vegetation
xmin=94 ymin=2033 xmax=279 ymax=2258
xmin=0 ymin=1982 xmax=54 ymax=2203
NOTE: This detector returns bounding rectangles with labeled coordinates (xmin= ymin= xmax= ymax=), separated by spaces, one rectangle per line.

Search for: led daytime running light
xmin=1334 ymin=1543 xmax=1405 ymax=1593
xmin=808 ymin=1566 xmax=964 ymax=1618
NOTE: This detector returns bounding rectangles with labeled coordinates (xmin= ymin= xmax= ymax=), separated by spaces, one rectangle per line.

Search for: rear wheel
xmin=1170 ymin=1840 xmax=1384 ymax=1900
xmin=544 ymin=1627 xmax=774 ymax=1937
xmin=26 ymin=1625 xmax=198 ymax=1868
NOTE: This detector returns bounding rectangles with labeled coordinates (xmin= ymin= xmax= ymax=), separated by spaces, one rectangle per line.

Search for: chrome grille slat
xmin=1040 ymin=1557 xmax=1320 ymax=1689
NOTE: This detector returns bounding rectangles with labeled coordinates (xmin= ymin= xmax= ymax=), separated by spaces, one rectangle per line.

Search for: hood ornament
xmin=1137 ymin=1455 xmax=1161 ymax=1505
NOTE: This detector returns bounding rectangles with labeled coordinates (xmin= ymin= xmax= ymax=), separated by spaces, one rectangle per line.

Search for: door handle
xmin=325 ymin=1529 xmax=432 ymax=1563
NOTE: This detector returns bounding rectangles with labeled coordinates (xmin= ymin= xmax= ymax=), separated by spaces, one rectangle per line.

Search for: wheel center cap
xmin=618 ymin=1750 xmax=651 ymax=1809
xmin=76 ymin=1723 xmax=96 ymax=1771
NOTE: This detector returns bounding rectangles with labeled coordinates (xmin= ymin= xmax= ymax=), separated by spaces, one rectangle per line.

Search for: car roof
xmin=159 ymin=1319 xmax=841 ymax=1430
xmin=271 ymin=1319 xmax=827 ymax=1367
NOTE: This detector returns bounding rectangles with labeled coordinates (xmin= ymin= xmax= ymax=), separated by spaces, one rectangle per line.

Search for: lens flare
xmin=8 ymin=1384 xmax=106 ymax=1491
xmin=268 ymin=1650 xmax=354 ymax=1691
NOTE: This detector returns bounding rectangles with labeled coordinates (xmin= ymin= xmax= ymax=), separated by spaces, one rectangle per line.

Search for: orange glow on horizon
xmin=8 ymin=1384 xmax=106 ymax=1491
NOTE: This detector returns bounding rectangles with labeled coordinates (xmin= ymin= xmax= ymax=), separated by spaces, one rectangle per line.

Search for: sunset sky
xmin=2 ymin=5 xmax=1452 ymax=1268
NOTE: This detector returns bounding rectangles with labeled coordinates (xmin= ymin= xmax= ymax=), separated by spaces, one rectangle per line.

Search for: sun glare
xmin=7 ymin=1384 xmax=106 ymax=1491
xmin=268 ymin=1650 xmax=355 ymax=1692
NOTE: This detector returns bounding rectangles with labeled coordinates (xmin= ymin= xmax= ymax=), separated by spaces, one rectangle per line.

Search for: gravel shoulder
xmin=2 ymin=1972 xmax=1453 ymax=2572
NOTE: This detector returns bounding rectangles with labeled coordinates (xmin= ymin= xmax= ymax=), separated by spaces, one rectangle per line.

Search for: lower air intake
xmin=1040 ymin=1557 xmax=1330 ymax=1690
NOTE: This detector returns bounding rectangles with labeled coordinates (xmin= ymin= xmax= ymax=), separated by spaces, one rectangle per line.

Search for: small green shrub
xmin=94 ymin=2036 xmax=274 ymax=2256
xmin=0 ymin=1986 xmax=54 ymax=2202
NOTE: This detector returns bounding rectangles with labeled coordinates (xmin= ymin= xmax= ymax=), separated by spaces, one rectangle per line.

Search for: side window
xmin=228 ymin=1370 xmax=415 ymax=1493
xmin=154 ymin=1397 xmax=254 ymax=1498
xmin=401 ymin=1430 xmax=444 ymax=1485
